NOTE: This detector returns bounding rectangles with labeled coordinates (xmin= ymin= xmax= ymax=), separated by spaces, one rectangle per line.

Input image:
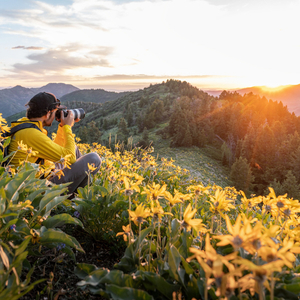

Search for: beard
xmin=42 ymin=111 xmax=55 ymax=127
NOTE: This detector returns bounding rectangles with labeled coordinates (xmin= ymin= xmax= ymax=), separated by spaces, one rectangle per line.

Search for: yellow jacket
xmin=8 ymin=117 xmax=76 ymax=167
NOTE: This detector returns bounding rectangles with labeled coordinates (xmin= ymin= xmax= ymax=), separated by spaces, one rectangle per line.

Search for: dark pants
xmin=50 ymin=148 xmax=101 ymax=194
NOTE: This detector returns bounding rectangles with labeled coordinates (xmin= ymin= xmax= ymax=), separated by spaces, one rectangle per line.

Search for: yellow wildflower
xmin=182 ymin=204 xmax=206 ymax=233
xmin=17 ymin=140 xmax=27 ymax=151
xmin=188 ymin=184 xmax=210 ymax=196
xmin=164 ymin=190 xmax=183 ymax=207
xmin=235 ymin=258 xmax=284 ymax=296
xmin=28 ymin=229 xmax=40 ymax=244
xmin=87 ymin=163 xmax=97 ymax=172
xmin=120 ymin=176 xmax=141 ymax=196
xmin=58 ymin=154 xmax=72 ymax=169
xmin=209 ymin=188 xmax=235 ymax=216
xmin=258 ymin=236 xmax=300 ymax=268
xmin=142 ymin=182 xmax=166 ymax=201
xmin=150 ymin=200 xmax=172 ymax=221
xmin=116 ymin=224 xmax=131 ymax=242
xmin=214 ymin=214 xmax=261 ymax=251
xmin=128 ymin=204 xmax=150 ymax=226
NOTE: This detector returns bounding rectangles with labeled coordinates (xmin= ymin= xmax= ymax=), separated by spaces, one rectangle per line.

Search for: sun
xmin=260 ymin=85 xmax=290 ymax=93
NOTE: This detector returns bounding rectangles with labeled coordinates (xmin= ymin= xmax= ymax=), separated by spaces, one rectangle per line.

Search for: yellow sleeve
xmin=54 ymin=125 xmax=66 ymax=146
xmin=25 ymin=126 xmax=76 ymax=164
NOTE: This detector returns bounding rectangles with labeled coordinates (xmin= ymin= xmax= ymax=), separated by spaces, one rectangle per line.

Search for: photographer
xmin=8 ymin=92 xmax=101 ymax=194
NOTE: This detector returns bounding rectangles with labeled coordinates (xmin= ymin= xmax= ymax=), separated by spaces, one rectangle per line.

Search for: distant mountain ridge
xmin=60 ymin=89 xmax=130 ymax=104
xmin=30 ymin=83 xmax=80 ymax=99
xmin=0 ymin=83 xmax=80 ymax=117
xmin=235 ymin=84 xmax=300 ymax=116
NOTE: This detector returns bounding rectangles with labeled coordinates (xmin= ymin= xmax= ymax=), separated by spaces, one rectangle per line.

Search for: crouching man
xmin=8 ymin=92 xmax=101 ymax=194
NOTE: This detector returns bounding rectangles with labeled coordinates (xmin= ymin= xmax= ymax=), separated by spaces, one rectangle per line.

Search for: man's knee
xmin=87 ymin=152 xmax=102 ymax=170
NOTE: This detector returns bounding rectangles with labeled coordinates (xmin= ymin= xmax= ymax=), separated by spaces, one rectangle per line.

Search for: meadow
xmin=1 ymin=114 xmax=300 ymax=300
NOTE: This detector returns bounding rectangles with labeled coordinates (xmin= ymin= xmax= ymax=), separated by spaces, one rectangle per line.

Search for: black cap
xmin=26 ymin=92 xmax=61 ymax=113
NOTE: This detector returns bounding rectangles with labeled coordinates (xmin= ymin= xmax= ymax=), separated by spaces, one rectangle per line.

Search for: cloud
xmin=93 ymin=74 xmax=227 ymax=81
xmin=12 ymin=46 xmax=44 ymax=50
xmin=10 ymin=44 xmax=114 ymax=75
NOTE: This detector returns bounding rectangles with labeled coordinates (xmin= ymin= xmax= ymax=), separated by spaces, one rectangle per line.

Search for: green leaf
xmin=5 ymin=169 xmax=37 ymax=202
xmin=75 ymin=263 xmax=98 ymax=280
xmin=0 ymin=188 xmax=7 ymax=215
xmin=114 ymin=244 xmax=138 ymax=273
xmin=168 ymin=245 xmax=182 ymax=284
xmin=171 ymin=219 xmax=181 ymax=238
xmin=15 ymin=237 xmax=31 ymax=256
xmin=61 ymin=245 xmax=76 ymax=261
xmin=179 ymin=230 xmax=193 ymax=257
xmin=134 ymin=226 xmax=153 ymax=256
xmin=106 ymin=284 xmax=154 ymax=300
xmin=136 ymin=271 xmax=179 ymax=299
xmin=39 ymin=188 xmax=68 ymax=211
xmin=11 ymin=251 xmax=28 ymax=269
xmin=97 ymin=186 xmax=108 ymax=197
xmin=139 ymin=226 xmax=153 ymax=243
xmin=40 ymin=228 xmax=84 ymax=252
xmin=77 ymin=268 xmax=109 ymax=287
xmin=30 ymin=192 xmax=68 ymax=225
xmin=279 ymin=284 xmax=300 ymax=295
xmin=99 ymin=270 xmax=137 ymax=287
xmin=42 ymin=213 xmax=83 ymax=228
xmin=27 ymin=188 xmax=50 ymax=204
xmin=181 ymin=256 xmax=194 ymax=275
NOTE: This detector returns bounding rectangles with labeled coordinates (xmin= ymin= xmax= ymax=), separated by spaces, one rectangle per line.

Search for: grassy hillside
xmin=5 ymin=80 xmax=231 ymax=188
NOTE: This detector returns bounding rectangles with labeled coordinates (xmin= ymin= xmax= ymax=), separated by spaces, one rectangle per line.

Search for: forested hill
xmin=71 ymin=79 xmax=212 ymax=142
xmin=5 ymin=79 xmax=300 ymax=197
xmin=167 ymin=89 xmax=300 ymax=196
xmin=70 ymin=79 xmax=300 ymax=198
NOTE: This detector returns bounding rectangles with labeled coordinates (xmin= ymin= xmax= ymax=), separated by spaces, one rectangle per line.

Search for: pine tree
xmin=139 ymin=127 xmax=150 ymax=148
xmin=126 ymin=106 xmax=134 ymax=127
xmin=78 ymin=126 xmax=89 ymax=143
xmin=103 ymin=118 xmax=108 ymax=130
xmin=117 ymin=117 xmax=129 ymax=143
xmin=182 ymin=124 xmax=193 ymax=147
xmin=88 ymin=121 xmax=102 ymax=143
xmin=282 ymin=171 xmax=300 ymax=199
xmin=230 ymin=157 xmax=254 ymax=193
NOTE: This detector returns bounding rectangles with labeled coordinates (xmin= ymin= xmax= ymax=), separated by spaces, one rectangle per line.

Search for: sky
xmin=1 ymin=0 xmax=300 ymax=92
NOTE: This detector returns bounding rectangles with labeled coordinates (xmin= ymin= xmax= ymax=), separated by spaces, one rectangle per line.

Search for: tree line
xmin=167 ymin=90 xmax=300 ymax=197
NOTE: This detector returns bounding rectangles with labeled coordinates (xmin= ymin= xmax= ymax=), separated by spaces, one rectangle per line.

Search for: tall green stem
xmin=270 ymin=272 xmax=274 ymax=300
xmin=128 ymin=195 xmax=132 ymax=245
xmin=258 ymin=282 xmax=265 ymax=300
xmin=148 ymin=225 xmax=155 ymax=272
xmin=211 ymin=215 xmax=214 ymax=234
xmin=168 ymin=205 xmax=172 ymax=235
xmin=180 ymin=203 xmax=182 ymax=221
xmin=194 ymin=195 xmax=198 ymax=210
xmin=157 ymin=219 xmax=161 ymax=259
xmin=138 ymin=222 xmax=141 ymax=268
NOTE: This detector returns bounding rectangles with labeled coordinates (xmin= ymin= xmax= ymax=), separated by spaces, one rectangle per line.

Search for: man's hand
xmin=60 ymin=110 xmax=75 ymax=127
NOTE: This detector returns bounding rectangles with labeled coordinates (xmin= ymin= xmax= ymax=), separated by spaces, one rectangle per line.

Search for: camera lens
xmin=70 ymin=108 xmax=85 ymax=120
xmin=55 ymin=108 xmax=85 ymax=122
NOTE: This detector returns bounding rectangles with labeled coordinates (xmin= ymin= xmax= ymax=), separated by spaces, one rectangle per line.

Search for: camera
xmin=55 ymin=108 xmax=85 ymax=122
